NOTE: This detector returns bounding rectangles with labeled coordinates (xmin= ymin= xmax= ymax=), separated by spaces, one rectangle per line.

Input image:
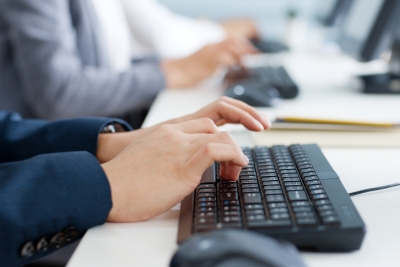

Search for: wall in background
xmin=158 ymin=0 xmax=318 ymax=41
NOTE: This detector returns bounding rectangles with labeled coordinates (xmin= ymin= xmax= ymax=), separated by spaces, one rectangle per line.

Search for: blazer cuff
xmin=0 ymin=152 xmax=112 ymax=265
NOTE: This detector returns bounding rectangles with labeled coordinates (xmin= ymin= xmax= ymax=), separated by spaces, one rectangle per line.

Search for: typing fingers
xmin=185 ymin=142 xmax=248 ymax=184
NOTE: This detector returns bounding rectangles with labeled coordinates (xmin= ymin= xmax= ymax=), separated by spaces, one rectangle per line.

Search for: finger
xmin=188 ymin=132 xmax=243 ymax=156
xmin=219 ymin=104 xmax=264 ymax=131
xmin=218 ymin=51 xmax=241 ymax=68
xmin=218 ymin=97 xmax=271 ymax=129
xmin=185 ymin=143 xmax=249 ymax=182
xmin=174 ymin=118 xmax=219 ymax=134
xmin=219 ymin=162 xmax=243 ymax=181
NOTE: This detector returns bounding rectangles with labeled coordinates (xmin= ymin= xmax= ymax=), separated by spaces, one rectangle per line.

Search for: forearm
xmin=0 ymin=152 xmax=111 ymax=266
xmin=0 ymin=111 xmax=131 ymax=163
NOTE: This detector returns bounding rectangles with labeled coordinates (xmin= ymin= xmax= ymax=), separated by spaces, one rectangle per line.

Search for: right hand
xmin=162 ymin=37 xmax=258 ymax=88
xmin=102 ymin=118 xmax=248 ymax=222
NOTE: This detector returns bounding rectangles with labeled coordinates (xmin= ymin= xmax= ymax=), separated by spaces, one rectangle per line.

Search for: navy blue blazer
xmin=0 ymin=111 xmax=131 ymax=266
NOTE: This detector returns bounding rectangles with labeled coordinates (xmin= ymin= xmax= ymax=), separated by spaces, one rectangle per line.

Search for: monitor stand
xmin=358 ymin=40 xmax=400 ymax=94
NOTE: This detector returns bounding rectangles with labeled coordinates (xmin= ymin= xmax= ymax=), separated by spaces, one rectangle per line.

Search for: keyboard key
xmin=243 ymin=193 xmax=262 ymax=204
xmin=197 ymin=192 xmax=215 ymax=198
xmin=319 ymin=210 xmax=336 ymax=217
xmin=308 ymin=185 xmax=323 ymax=190
xmin=269 ymin=208 xmax=288 ymax=213
xmin=268 ymin=203 xmax=287 ymax=209
xmin=215 ymin=222 xmax=242 ymax=229
xmin=245 ymin=204 xmax=264 ymax=210
xmin=220 ymin=193 xmax=238 ymax=201
xmin=265 ymin=190 xmax=282 ymax=195
xmin=242 ymin=188 xmax=260 ymax=193
xmin=198 ymin=197 xmax=216 ymax=202
xmin=246 ymin=215 xmax=266 ymax=221
xmin=198 ymin=184 xmax=216 ymax=189
xmin=264 ymin=186 xmax=281 ymax=190
xmin=294 ymin=211 xmax=314 ymax=218
xmin=279 ymin=166 xmax=296 ymax=170
xmin=280 ymin=170 xmax=297 ymax=174
xmin=241 ymin=180 xmax=258 ymax=184
xmin=315 ymin=200 xmax=330 ymax=206
xmin=220 ymin=188 xmax=238 ymax=193
xmin=288 ymin=191 xmax=307 ymax=201
xmin=199 ymin=188 xmax=215 ymax=193
xmin=317 ymin=205 xmax=333 ymax=212
xmin=223 ymin=206 xmax=240 ymax=211
xmin=262 ymin=181 xmax=280 ymax=186
xmin=196 ymin=212 xmax=215 ymax=217
xmin=266 ymin=195 xmax=285 ymax=202
xmin=304 ymin=176 xmax=319 ymax=181
xmin=286 ymin=186 xmax=304 ymax=191
xmin=241 ymin=184 xmax=259 ymax=189
xmin=311 ymin=189 xmax=325 ymax=194
xmin=241 ymin=171 xmax=256 ymax=176
xmin=261 ymin=173 xmax=278 ymax=177
xmin=283 ymin=178 xmax=300 ymax=182
xmin=261 ymin=177 xmax=278 ymax=182
xmin=300 ymin=168 xmax=314 ymax=173
xmin=240 ymin=175 xmax=257 ymax=180
xmin=271 ymin=213 xmax=290 ymax=220
xmin=312 ymin=194 xmax=328 ymax=200
xmin=195 ymin=217 xmax=215 ymax=224
xmin=302 ymin=172 xmax=317 ymax=177
xmin=222 ymin=200 xmax=240 ymax=206
xmin=281 ymin=174 xmax=299 ymax=178
xmin=197 ymin=202 xmax=215 ymax=208
xmin=247 ymin=220 xmax=291 ymax=228
xmin=306 ymin=180 xmax=321 ymax=186
xmin=245 ymin=209 xmax=265 ymax=216
xmin=291 ymin=201 xmax=309 ymax=207
xmin=293 ymin=206 xmax=312 ymax=212
xmin=222 ymin=216 xmax=241 ymax=223
xmin=197 ymin=207 xmax=215 ymax=212
xmin=285 ymin=182 xmax=302 ymax=186
xmin=322 ymin=216 xmax=340 ymax=226
xmin=222 ymin=211 xmax=241 ymax=217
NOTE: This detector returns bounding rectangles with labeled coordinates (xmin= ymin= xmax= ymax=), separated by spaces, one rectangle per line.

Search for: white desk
xmin=68 ymin=51 xmax=400 ymax=267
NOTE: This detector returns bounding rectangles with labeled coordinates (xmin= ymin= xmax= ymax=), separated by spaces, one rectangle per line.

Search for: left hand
xmin=221 ymin=18 xmax=260 ymax=39
xmin=96 ymin=97 xmax=270 ymax=163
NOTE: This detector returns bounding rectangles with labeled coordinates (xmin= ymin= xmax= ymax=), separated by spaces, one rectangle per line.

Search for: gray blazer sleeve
xmin=1 ymin=0 xmax=165 ymax=119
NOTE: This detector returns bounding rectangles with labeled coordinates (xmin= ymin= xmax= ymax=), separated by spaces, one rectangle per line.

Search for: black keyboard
xmin=177 ymin=144 xmax=366 ymax=252
xmin=250 ymin=39 xmax=289 ymax=53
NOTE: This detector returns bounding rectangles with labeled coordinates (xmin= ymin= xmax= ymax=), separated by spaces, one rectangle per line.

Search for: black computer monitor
xmin=339 ymin=0 xmax=400 ymax=62
xmin=317 ymin=0 xmax=353 ymax=27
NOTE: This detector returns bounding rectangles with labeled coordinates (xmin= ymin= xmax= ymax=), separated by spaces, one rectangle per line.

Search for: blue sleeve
xmin=0 ymin=151 xmax=112 ymax=266
xmin=0 ymin=111 xmax=131 ymax=163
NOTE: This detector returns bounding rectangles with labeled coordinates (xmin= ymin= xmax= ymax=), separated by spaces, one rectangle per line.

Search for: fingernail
xmin=261 ymin=114 xmax=271 ymax=128
xmin=255 ymin=120 xmax=264 ymax=130
xmin=242 ymin=154 xmax=249 ymax=165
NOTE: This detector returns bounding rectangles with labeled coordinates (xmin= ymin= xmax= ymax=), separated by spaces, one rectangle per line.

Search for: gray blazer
xmin=0 ymin=0 xmax=165 ymax=120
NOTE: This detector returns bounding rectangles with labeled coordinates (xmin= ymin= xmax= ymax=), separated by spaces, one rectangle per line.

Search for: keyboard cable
xmin=349 ymin=182 xmax=400 ymax=196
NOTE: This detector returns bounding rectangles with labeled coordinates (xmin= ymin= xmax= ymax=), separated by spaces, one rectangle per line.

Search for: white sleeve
xmin=119 ymin=0 xmax=226 ymax=59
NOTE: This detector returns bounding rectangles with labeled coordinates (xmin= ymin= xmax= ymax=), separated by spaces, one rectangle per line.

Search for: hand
xmin=221 ymin=18 xmax=260 ymax=39
xmin=168 ymin=96 xmax=270 ymax=131
xmin=162 ymin=37 xmax=257 ymax=88
xmin=96 ymin=97 xmax=270 ymax=163
xmin=102 ymin=118 xmax=249 ymax=222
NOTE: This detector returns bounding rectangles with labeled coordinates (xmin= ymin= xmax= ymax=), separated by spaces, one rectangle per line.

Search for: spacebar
xmin=247 ymin=220 xmax=291 ymax=228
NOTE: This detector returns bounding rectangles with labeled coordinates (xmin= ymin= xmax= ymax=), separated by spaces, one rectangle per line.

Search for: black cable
xmin=349 ymin=182 xmax=400 ymax=196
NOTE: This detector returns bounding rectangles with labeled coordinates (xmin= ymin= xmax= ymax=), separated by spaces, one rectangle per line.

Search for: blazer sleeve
xmin=0 ymin=151 xmax=113 ymax=266
xmin=0 ymin=111 xmax=132 ymax=164
xmin=0 ymin=0 xmax=165 ymax=120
